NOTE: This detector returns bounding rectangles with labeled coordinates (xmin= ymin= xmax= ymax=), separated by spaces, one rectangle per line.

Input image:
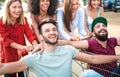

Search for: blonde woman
xmin=0 ymin=0 xmax=38 ymax=77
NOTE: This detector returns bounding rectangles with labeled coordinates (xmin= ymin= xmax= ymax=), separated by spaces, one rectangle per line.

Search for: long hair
xmin=30 ymin=0 xmax=58 ymax=16
xmin=1 ymin=0 xmax=25 ymax=25
xmin=63 ymin=0 xmax=72 ymax=32
xmin=87 ymin=0 xmax=102 ymax=8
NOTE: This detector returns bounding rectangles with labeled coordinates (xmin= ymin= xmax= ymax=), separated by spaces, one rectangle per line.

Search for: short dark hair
xmin=38 ymin=18 xmax=57 ymax=34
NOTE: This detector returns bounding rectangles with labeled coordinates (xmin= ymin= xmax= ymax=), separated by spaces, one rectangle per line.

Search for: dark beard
xmin=44 ymin=37 xmax=58 ymax=45
xmin=95 ymin=33 xmax=108 ymax=41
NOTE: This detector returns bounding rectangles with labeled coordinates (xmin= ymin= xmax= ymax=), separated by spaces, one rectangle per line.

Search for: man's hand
xmin=17 ymin=46 xmax=33 ymax=56
xmin=70 ymin=36 xmax=80 ymax=41
xmin=31 ymin=43 xmax=44 ymax=54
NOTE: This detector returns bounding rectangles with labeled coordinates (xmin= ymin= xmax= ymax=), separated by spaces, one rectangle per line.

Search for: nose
xmin=73 ymin=4 xmax=79 ymax=9
xmin=16 ymin=7 xmax=21 ymax=12
xmin=94 ymin=0 xmax=99 ymax=4
xmin=50 ymin=30 xmax=54 ymax=34
xmin=100 ymin=25 xmax=105 ymax=29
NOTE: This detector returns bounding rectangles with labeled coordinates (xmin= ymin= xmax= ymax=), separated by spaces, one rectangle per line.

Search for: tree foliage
xmin=0 ymin=0 xmax=5 ymax=2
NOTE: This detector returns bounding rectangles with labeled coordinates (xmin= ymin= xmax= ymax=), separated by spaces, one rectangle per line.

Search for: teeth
xmin=50 ymin=36 xmax=56 ymax=38
xmin=43 ymin=5 xmax=48 ymax=8
xmin=49 ymin=35 xmax=56 ymax=39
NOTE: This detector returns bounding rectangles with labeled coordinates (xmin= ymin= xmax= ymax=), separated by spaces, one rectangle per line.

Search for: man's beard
xmin=43 ymin=37 xmax=58 ymax=45
xmin=95 ymin=33 xmax=108 ymax=41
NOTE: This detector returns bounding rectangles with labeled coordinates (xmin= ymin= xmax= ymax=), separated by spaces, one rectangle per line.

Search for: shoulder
xmin=76 ymin=8 xmax=84 ymax=17
xmin=59 ymin=45 xmax=78 ymax=57
xmin=99 ymin=6 xmax=104 ymax=11
xmin=60 ymin=45 xmax=77 ymax=51
xmin=77 ymin=7 xmax=84 ymax=13
xmin=0 ymin=18 xmax=4 ymax=26
xmin=107 ymin=37 xmax=118 ymax=46
xmin=52 ymin=14 xmax=56 ymax=20
xmin=99 ymin=6 xmax=103 ymax=10
xmin=78 ymin=7 xmax=84 ymax=12
xmin=108 ymin=37 xmax=117 ymax=42
xmin=87 ymin=39 xmax=97 ymax=45
xmin=62 ymin=45 xmax=78 ymax=52
xmin=56 ymin=7 xmax=64 ymax=12
xmin=23 ymin=17 xmax=29 ymax=25
xmin=23 ymin=52 xmax=41 ymax=61
xmin=83 ymin=6 xmax=88 ymax=14
xmin=24 ymin=17 xmax=27 ymax=21
xmin=22 ymin=52 xmax=41 ymax=67
xmin=99 ymin=6 xmax=104 ymax=15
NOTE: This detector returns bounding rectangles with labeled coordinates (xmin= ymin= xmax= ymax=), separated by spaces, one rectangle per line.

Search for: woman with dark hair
xmin=29 ymin=0 xmax=58 ymax=43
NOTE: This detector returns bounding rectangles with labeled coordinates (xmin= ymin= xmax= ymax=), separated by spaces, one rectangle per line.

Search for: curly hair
xmin=30 ymin=0 xmax=58 ymax=16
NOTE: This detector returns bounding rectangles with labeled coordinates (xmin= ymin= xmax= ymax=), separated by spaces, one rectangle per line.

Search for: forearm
xmin=0 ymin=63 xmax=18 ymax=74
xmin=32 ymin=40 xmax=38 ymax=47
xmin=75 ymin=52 xmax=120 ymax=64
xmin=57 ymin=40 xmax=71 ymax=46
xmin=87 ymin=55 xmax=120 ymax=64
xmin=10 ymin=42 xmax=34 ymax=52
xmin=70 ymin=40 xmax=88 ymax=49
xmin=10 ymin=42 xmax=26 ymax=49
xmin=0 ymin=60 xmax=27 ymax=74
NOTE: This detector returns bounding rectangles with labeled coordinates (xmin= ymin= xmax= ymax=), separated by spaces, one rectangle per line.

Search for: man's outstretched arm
xmin=0 ymin=59 xmax=28 ymax=75
xmin=58 ymin=40 xmax=89 ymax=49
xmin=75 ymin=51 xmax=120 ymax=64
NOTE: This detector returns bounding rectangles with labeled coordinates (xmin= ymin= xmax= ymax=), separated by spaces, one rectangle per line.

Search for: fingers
xmin=26 ymin=46 xmax=34 ymax=52
xmin=70 ymin=36 xmax=80 ymax=41
xmin=31 ymin=43 xmax=44 ymax=54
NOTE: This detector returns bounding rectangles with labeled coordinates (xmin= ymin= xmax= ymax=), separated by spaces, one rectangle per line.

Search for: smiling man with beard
xmin=63 ymin=17 xmax=120 ymax=77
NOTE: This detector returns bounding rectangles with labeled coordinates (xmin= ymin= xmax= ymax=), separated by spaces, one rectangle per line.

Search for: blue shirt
xmin=23 ymin=45 xmax=78 ymax=77
xmin=56 ymin=7 xmax=87 ymax=40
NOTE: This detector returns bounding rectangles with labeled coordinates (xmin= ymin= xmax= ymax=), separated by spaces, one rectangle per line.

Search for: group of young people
xmin=0 ymin=0 xmax=119 ymax=77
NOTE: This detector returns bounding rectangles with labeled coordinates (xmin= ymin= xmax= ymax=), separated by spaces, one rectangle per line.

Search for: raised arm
xmin=29 ymin=13 xmax=43 ymax=43
xmin=0 ymin=59 xmax=27 ymax=75
xmin=75 ymin=51 xmax=120 ymax=64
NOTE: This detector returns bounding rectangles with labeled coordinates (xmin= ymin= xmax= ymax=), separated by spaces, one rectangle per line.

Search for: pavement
xmin=105 ymin=11 xmax=120 ymax=54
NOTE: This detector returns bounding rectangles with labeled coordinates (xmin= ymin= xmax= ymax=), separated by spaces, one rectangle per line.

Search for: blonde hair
xmin=1 ymin=0 xmax=25 ymax=25
xmin=63 ymin=0 xmax=72 ymax=32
